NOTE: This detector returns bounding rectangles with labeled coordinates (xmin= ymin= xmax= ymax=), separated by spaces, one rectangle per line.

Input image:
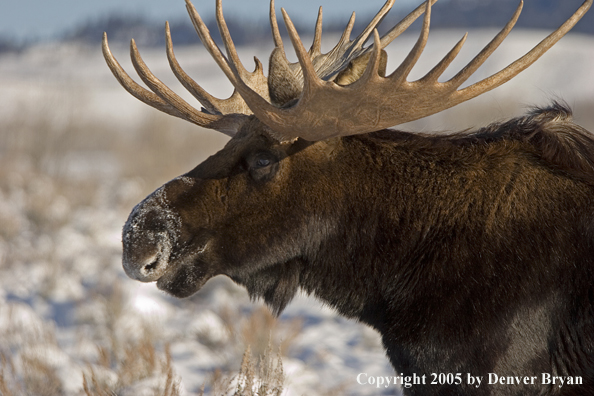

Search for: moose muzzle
xmin=121 ymin=186 xmax=182 ymax=283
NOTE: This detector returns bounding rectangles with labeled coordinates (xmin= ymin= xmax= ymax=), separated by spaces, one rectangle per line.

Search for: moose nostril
xmin=123 ymin=235 xmax=172 ymax=282
xmin=143 ymin=259 xmax=160 ymax=273
xmin=141 ymin=252 xmax=162 ymax=275
xmin=137 ymin=248 xmax=168 ymax=281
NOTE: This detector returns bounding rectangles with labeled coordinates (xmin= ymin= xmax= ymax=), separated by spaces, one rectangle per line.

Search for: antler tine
xmin=270 ymin=0 xmax=284 ymax=51
xmin=420 ymin=32 xmax=468 ymax=82
xmin=388 ymin=0 xmax=432 ymax=84
xmin=129 ymin=39 xmax=230 ymax=128
xmin=185 ymin=0 xmax=240 ymax=87
xmin=217 ymin=4 xmax=334 ymax=142
xmin=379 ymin=0 xmax=438 ymax=48
xmin=447 ymin=1 xmax=523 ymax=90
xmin=355 ymin=29 xmax=383 ymax=87
xmin=312 ymin=12 xmax=355 ymax=79
xmin=333 ymin=0 xmax=438 ymax=63
xmin=103 ymin=32 xmax=220 ymax=125
xmin=343 ymin=13 xmax=357 ymax=44
xmin=322 ymin=0 xmax=439 ymax=83
xmin=330 ymin=12 xmax=356 ymax=55
xmin=310 ymin=7 xmax=323 ymax=57
xmin=183 ymin=0 xmax=271 ymax=115
xmin=165 ymin=22 xmax=222 ymax=115
xmin=281 ymin=9 xmax=323 ymax=91
xmin=349 ymin=0 xmax=395 ymax=56
xmin=457 ymin=0 xmax=592 ymax=100
xmin=316 ymin=0 xmax=438 ymax=84
xmin=215 ymin=0 xmax=251 ymax=79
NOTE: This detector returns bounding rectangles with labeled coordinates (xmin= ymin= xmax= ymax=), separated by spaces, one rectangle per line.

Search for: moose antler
xmin=102 ymin=0 xmax=441 ymax=136
xmin=234 ymin=0 xmax=592 ymax=141
xmin=102 ymin=33 xmax=249 ymax=136
xmin=103 ymin=0 xmax=592 ymax=142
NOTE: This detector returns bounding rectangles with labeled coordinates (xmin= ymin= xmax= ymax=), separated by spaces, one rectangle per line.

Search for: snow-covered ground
xmin=0 ymin=27 xmax=593 ymax=395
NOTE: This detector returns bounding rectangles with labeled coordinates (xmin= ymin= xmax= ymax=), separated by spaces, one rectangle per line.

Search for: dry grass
xmin=0 ymin=346 xmax=64 ymax=396
xmin=0 ymin=352 xmax=24 ymax=396
xmin=217 ymin=305 xmax=303 ymax=359
xmin=199 ymin=343 xmax=285 ymax=396
xmin=22 ymin=355 xmax=64 ymax=396
xmin=80 ymin=339 xmax=285 ymax=396
xmin=82 ymin=341 xmax=182 ymax=396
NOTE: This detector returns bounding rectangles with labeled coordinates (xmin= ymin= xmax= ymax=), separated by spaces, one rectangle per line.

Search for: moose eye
xmin=248 ymin=153 xmax=278 ymax=182
xmin=250 ymin=152 xmax=275 ymax=169
xmin=255 ymin=158 xmax=271 ymax=168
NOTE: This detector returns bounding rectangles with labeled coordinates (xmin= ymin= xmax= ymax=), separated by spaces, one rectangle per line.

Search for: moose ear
xmin=334 ymin=50 xmax=388 ymax=86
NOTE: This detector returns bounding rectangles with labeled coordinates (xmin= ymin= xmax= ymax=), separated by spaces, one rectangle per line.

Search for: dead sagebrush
xmin=0 ymin=352 xmax=24 ymax=396
xmin=0 ymin=348 xmax=64 ymax=396
xmin=233 ymin=343 xmax=284 ymax=396
xmin=240 ymin=310 xmax=277 ymax=359
xmin=21 ymin=354 xmax=64 ymax=396
xmin=217 ymin=304 xmax=302 ymax=359
xmin=154 ymin=345 xmax=182 ymax=396
xmin=253 ymin=343 xmax=284 ymax=396
xmin=239 ymin=306 xmax=302 ymax=358
xmin=83 ymin=337 xmax=181 ymax=395
xmin=236 ymin=346 xmax=256 ymax=395
xmin=200 ymin=343 xmax=285 ymax=396
xmin=82 ymin=369 xmax=114 ymax=396
xmin=117 ymin=336 xmax=158 ymax=386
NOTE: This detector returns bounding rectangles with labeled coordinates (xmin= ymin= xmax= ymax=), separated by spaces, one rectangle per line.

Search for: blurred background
xmin=1 ymin=0 xmax=593 ymax=395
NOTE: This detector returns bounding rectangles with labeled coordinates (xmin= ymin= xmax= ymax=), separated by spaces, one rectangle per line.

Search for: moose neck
xmin=273 ymin=129 xmax=588 ymax=374
xmin=225 ymin=121 xmax=592 ymax=381
xmin=296 ymin=133 xmax=420 ymax=329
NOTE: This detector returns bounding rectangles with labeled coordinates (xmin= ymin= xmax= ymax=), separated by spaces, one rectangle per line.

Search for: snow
xmin=0 ymin=28 xmax=593 ymax=395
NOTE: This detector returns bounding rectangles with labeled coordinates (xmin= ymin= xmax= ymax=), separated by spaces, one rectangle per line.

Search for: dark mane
xmin=370 ymin=102 xmax=594 ymax=183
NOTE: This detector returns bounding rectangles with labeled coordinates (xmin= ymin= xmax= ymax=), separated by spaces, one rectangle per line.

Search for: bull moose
xmin=103 ymin=0 xmax=594 ymax=394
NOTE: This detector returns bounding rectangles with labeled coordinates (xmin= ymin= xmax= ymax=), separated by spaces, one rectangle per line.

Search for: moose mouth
xmin=140 ymin=239 xmax=212 ymax=298
xmin=154 ymin=253 xmax=214 ymax=298
xmin=122 ymin=219 xmax=213 ymax=297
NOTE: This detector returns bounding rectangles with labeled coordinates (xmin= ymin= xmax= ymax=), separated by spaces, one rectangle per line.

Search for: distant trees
xmin=0 ymin=0 xmax=592 ymax=53
xmin=65 ymin=0 xmax=594 ymax=47
xmin=0 ymin=38 xmax=22 ymax=53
